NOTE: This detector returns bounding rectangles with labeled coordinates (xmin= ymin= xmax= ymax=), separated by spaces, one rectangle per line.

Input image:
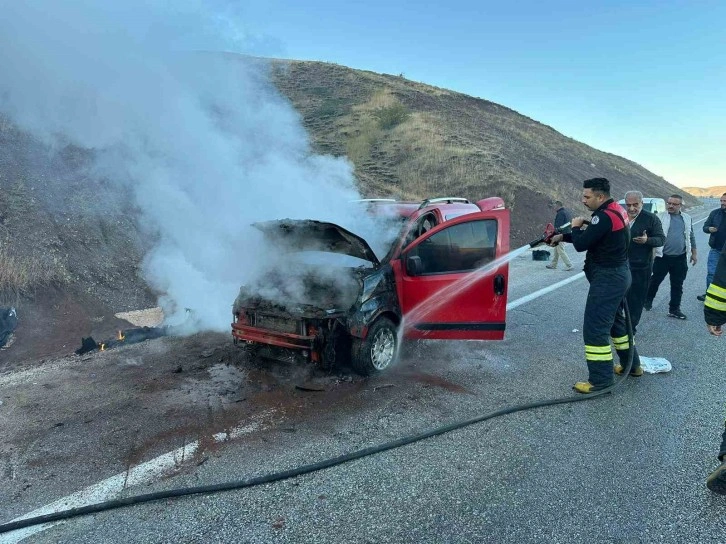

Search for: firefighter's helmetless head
xmin=581 ymin=177 xmax=610 ymax=212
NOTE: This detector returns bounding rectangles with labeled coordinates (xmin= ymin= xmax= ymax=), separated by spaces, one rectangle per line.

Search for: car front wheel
xmin=351 ymin=317 xmax=399 ymax=376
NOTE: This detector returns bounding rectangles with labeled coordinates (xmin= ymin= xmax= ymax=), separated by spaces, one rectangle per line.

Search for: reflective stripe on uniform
xmin=611 ymin=334 xmax=630 ymax=350
xmin=707 ymin=283 xmax=726 ymax=299
xmin=706 ymin=295 xmax=726 ymax=312
xmin=706 ymin=283 xmax=726 ymax=312
xmin=585 ymin=344 xmax=613 ymax=361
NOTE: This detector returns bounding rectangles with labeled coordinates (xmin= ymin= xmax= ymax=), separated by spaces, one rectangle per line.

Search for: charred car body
xmin=232 ymin=197 xmax=510 ymax=375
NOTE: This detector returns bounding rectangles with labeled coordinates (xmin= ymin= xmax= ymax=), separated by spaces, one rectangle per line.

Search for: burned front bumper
xmin=231 ymin=322 xmax=316 ymax=350
xmin=232 ymin=309 xmax=326 ymax=351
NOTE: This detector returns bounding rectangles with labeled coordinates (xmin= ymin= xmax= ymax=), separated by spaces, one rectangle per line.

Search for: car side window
xmin=403 ymin=213 xmax=438 ymax=248
xmin=407 ymin=219 xmax=497 ymax=275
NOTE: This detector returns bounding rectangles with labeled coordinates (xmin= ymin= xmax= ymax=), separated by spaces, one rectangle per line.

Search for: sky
xmin=233 ymin=0 xmax=725 ymax=188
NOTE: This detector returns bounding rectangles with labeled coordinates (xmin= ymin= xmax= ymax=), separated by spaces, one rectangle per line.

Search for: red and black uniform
xmin=704 ymin=249 xmax=726 ymax=460
xmin=562 ymin=199 xmax=631 ymax=389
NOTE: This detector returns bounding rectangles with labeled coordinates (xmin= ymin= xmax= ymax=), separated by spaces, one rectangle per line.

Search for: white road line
xmin=507 ymin=272 xmax=586 ymax=311
xmin=0 ymin=439 xmax=199 ymax=543
xmin=1 ymin=411 xmax=276 ymax=543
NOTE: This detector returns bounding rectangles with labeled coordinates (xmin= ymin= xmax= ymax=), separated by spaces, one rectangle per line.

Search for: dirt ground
xmin=0 ymin=287 xmax=135 ymax=373
xmin=0 ymin=304 xmax=469 ymax=521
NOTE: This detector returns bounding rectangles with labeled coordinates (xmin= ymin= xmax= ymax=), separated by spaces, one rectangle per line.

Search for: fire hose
xmin=0 ymin=252 xmax=635 ymax=536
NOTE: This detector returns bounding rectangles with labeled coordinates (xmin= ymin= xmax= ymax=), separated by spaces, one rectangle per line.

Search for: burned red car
xmin=232 ymin=197 xmax=510 ymax=375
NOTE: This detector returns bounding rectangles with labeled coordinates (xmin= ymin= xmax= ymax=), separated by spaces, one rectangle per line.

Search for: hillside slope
xmin=682 ymin=186 xmax=726 ymax=198
xmin=272 ymin=60 xmax=698 ymax=244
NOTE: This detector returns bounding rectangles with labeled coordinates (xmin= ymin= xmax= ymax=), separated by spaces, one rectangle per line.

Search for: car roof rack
xmin=418 ymin=197 xmax=471 ymax=209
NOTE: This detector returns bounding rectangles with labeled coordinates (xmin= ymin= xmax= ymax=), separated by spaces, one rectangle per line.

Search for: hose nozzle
xmin=528 ymin=222 xmax=571 ymax=248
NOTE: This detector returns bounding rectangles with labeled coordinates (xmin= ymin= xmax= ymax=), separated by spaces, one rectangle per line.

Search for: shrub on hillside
xmin=374 ymin=103 xmax=410 ymax=130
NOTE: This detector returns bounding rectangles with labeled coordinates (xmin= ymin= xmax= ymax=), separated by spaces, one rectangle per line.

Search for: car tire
xmin=351 ymin=317 xmax=399 ymax=376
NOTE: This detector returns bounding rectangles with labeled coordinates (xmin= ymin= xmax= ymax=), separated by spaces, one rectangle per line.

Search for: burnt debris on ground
xmin=75 ymin=326 xmax=169 ymax=355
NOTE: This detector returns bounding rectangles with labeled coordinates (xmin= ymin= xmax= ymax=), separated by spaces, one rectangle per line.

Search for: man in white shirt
xmin=643 ymin=194 xmax=697 ymax=319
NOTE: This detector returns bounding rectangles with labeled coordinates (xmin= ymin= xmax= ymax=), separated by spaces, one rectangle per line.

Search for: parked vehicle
xmin=618 ymin=197 xmax=666 ymax=215
xmin=232 ymin=197 xmax=510 ymax=375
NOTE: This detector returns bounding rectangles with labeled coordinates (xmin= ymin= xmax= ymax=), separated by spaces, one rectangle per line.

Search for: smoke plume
xmin=0 ymin=1 xmax=393 ymax=331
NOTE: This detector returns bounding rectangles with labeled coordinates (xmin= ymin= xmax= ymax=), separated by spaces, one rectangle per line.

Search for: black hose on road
xmin=0 ymin=300 xmax=634 ymax=535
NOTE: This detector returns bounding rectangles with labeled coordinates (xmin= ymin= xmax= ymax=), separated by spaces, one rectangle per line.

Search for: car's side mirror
xmin=406 ymin=255 xmax=424 ymax=276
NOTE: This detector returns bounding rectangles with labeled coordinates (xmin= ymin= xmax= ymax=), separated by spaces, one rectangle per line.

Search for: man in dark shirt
xmin=549 ymin=178 xmax=631 ymax=393
xmin=699 ymin=193 xmax=726 ymax=301
xmin=616 ymin=191 xmax=665 ymax=377
xmin=546 ymin=200 xmax=573 ymax=271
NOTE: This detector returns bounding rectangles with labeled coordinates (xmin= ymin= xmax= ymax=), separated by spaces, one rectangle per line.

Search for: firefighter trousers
xmin=583 ymin=264 xmax=631 ymax=387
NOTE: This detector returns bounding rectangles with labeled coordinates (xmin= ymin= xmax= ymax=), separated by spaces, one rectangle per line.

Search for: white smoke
xmin=0 ymin=0 xmax=394 ymax=331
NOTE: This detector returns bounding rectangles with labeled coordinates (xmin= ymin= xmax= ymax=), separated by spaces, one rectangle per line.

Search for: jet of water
xmin=399 ymin=244 xmax=531 ymax=339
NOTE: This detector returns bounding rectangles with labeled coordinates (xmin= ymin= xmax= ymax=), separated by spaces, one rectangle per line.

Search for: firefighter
xmin=704 ymin=247 xmax=726 ymax=493
xmin=549 ymin=177 xmax=631 ymax=393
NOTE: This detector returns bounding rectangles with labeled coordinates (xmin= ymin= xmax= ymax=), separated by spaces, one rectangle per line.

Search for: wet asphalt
xmin=8 ymin=208 xmax=726 ymax=544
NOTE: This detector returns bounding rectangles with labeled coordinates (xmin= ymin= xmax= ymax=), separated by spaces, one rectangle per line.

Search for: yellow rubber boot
xmin=614 ymin=364 xmax=644 ymax=377
xmin=573 ymin=381 xmax=608 ymax=394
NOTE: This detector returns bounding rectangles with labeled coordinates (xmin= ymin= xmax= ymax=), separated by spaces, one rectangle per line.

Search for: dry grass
xmin=301 ymin=81 xmax=520 ymax=202
xmin=275 ymin=60 xmax=697 ymax=218
xmin=0 ymin=244 xmax=70 ymax=301
xmin=0 ymin=179 xmax=69 ymax=300
xmin=345 ymin=117 xmax=382 ymax=165
xmin=346 ymin=91 xmax=415 ymax=162
xmin=391 ymin=114 xmax=474 ymax=197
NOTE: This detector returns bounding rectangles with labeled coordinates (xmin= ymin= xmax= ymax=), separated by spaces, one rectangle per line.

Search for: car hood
xmin=253 ymin=219 xmax=380 ymax=265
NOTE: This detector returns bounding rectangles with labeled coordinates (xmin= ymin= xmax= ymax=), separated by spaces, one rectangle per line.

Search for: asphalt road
xmin=3 ymin=206 xmax=726 ymax=543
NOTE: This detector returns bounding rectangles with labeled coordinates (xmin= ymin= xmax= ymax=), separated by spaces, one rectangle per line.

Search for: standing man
xmin=644 ymin=194 xmax=697 ymax=319
xmin=616 ymin=190 xmax=665 ymax=377
xmin=698 ymin=193 xmax=726 ymax=302
xmin=549 ymin=178 xmax=631 ymax=393
xmin=703 ymin=247 xmax=726 ymax=493
xmin=546 ymin=200 xmax=573 ymax=271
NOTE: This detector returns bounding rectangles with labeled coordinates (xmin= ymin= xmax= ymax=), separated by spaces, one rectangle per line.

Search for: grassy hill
xmin=271 ymin=60 xmax=698 ymax=244
xmin=682 ymin=186 xmax=726 ymax=198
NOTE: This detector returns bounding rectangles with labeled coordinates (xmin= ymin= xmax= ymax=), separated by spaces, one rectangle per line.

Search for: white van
xmin=618 ymin=197 xmax=666 ymax=215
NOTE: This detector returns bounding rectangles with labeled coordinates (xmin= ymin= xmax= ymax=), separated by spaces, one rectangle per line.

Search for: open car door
xmin=394 ymin=209 xmax=509 ymax=340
